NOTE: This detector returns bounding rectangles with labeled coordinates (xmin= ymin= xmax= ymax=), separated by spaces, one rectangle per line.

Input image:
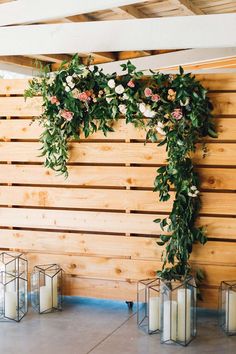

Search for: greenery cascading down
xmin=25 ymin=55 xmax=217 ymax=281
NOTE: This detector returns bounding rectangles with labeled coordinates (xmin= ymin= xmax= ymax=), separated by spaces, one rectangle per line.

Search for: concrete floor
xmin=0 ymin=297 xmax=235 ymax=354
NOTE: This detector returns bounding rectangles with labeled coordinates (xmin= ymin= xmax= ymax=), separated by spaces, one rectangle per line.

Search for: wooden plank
xmin=0 ymin=79 xmax=30 ymax=95
xmin=197 ymin=287 xmax=218 ymax=309
xmin=64 ymin=277 xmax=137 ymax=301
xmin=196 ymin=74 xmax=236 ymax=91
xmin=0 ymin=97 xmax=42 ymax=116
xmin=0 ymin=229 xmax=160 ymax=259
xmin=0 ymin=142 xmax=235 ymax=165
xmin=0 ymin=207 xmax=236 ymax=238
xmin=0 ymin=164 xmax=235 ymax=191
xmin=25 ymin=252 xmax=160 ymax=281
xmin=0 ymin=93 xmax=236 ymax=117
xmin=192 ymin=263 xmax=236 ymax=287
xmin=0 ymin=186 xmax=235 ymax=215
xmin=0 ymin=117 xmax=235 ymax=141
xmin=192 ymin=242 xmax=236 ymax=266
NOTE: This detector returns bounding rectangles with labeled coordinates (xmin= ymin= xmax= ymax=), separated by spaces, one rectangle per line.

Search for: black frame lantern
xmin=31 ymin=264 xmax=64 ymax=314
xmin=137 ymin=278 xmax=160 ymax=334
xmin=0 ymin=252 xmax=28 ymax=322
xmin=219 ymin=280 xmax=236 ymax=335
xmin=160 ymin=276 xmax=197 ymax=346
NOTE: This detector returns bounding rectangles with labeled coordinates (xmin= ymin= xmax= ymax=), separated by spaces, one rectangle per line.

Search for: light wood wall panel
xmin=0 ymin=74 xmax=235 ymax=308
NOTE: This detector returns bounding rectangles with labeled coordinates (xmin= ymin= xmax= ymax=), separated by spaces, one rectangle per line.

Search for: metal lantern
xmin=219 ymin=280 xmax=236 ymax=335
xmin=31 ymin=264 xmax=64 ymax=314
xmin=137 ymin=278 xmax=160 ymax=334
xmin=0 ymin=252 xmax=28 ymax=322
xmin=160 ymin=276 xmax=197 ymax=346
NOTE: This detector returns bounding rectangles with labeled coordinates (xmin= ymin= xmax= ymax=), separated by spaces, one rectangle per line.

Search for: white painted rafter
xmin=0 ymin=14 xmax=235 ymax=55
xmin=96 ymin=48 xmax=236 ymax=75
xmin=0 ymin=0 xmax=151 ymax=26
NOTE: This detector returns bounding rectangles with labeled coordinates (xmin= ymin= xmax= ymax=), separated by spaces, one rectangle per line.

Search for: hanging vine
xmin=25 ymin=55 xmax=217 ymax=281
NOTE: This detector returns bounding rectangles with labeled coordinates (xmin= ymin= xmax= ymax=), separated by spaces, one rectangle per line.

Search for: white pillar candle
xmin=163 ymin=300 xmax=177 ymax=341
xmin=45 ymin=275 xmax=58 ymax=308
xmin=5 ymin=291 xmax=17 ymax=319
xmin=40 ymin=285 xmax=52 ymax=313
xmin=226 ymin=290 xmax=236 ymax=331
xmin=177 ymin=288 xmax=191 ymax=342
xmin=149 ymin=296 xmax=160 ymax=331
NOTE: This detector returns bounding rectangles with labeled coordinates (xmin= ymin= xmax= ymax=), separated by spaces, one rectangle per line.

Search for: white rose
xmin=139 ymin=103 xmax=146 ymax=113
xmin=65 ymin=86 xmax=71 ymax=92
xmin=118 ymin=104 xmax=127 ymax=115
xmin=68 ymin=81 xmax=75 ymax=89
xmin=191 ymin=186 xmax=197 ymax=191
xmin=115 ymin=84 xmax=125 ymax=95
xmin=106 ymin=97 xmax=113 ymax=103
xmin=188 ymin=192 xmax=198 ymax=198
xmin=47 ymin=76 xmax=55 ymax=85
xmin=144 ymin=108 xmax=156 ymax=118
xmin=122 ymin=93 xmax=129 ymax=100
xmin=108 ymin=79 xmax=116 ymax=89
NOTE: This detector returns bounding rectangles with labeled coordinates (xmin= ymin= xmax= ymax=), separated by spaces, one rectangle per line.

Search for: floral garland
xmin=25 ymin=55 xmax=217 ymax=281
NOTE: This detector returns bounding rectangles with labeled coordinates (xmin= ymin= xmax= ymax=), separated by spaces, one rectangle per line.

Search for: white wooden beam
xmin=0 ymin=14 xmax=234 ymax=55
xmin=96 ymin=48 xmax=236 ymax=75
xmin=0 ymin=0 xmax=151 ymax=26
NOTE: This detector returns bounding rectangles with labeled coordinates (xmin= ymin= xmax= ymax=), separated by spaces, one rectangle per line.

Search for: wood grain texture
xmin=0 ymin=75 xmax=235 ymax=308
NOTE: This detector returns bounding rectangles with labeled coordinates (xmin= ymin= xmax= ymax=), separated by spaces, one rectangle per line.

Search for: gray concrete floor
xmin=0 ymin=297 xmax=235 ymax=354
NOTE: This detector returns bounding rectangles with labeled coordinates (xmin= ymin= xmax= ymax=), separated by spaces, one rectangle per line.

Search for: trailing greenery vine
xmin=25 ymin=55 xmax=217 ymax=281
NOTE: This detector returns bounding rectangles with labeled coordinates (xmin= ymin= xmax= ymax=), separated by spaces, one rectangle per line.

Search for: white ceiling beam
xmin=96 ymin=48 xmax=236 ymax=75
xmin=0 ymin=14 xmax=234 ymax=55
xmin=0 ymin=0 xmax=151 ymax=26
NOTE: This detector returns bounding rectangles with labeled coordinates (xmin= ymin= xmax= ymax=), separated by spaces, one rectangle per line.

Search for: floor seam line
xmin=86 ymin=311 xmax=137 ymax=354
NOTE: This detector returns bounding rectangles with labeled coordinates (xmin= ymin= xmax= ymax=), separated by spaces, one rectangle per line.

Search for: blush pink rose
xmin=78 ymin=91 xmax=90 ymax=102
xmin=50 ymin=96 xmax=60 ymax=106
xmin=144 ymin=87 xmax=153 ymax=97
xmin=151 ymin=94 xmax=160 ymax=102
xmin=60 ymin=109 xmax=74 ymax=121
xmin=171 ymin=108 xmax=183 ymax=120
xmin=127 ymin=80 xmax=135 ymax=88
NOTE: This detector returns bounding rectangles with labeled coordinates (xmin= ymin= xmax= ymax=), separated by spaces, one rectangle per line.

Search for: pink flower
xmin=127 ymin=80 xmax=135 ymax=88
xmin=144 ymin=87 xmax=152 ymax=97
xmin=60 ymin=109 xmax=74 ymax=121
xmin=78 ymin=91 xmax=91 ymax=102
xmin=171 ymin=108 xmax=183 ymax=120
xmin=151 ymin=94 xmax=160 ymax=102
xmin=50 ymin=96 xmax=60 ymax=106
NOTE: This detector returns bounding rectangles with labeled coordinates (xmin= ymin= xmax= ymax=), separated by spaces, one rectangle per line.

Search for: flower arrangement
xmin=25 ymin=55 xmax=217 ymax=281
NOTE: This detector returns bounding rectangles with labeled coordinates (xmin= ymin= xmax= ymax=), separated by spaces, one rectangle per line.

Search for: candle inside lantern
xmin=40 ymin=285 xmax=52 ymax=313
xmin=177 ymin=288 xmax=191 ymax=342
xmin=46 ymin=275 xmax=58 ymax=308
xmin=226 ymin=290 xmax=236 ymax=332
xmin=148 ymin=296 xmax=160 ymax=331
xmin=163 ymin=300 xmax=177 ymax=341
xmin=5 ymin=291 xmax=17 ymax=319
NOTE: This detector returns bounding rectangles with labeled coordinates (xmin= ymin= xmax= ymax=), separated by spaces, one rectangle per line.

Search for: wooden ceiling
xmin=0 ymin=0 xmax=236 ymax=72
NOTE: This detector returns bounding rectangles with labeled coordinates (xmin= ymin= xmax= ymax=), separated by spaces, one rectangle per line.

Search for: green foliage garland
xmin=25 ymin=55 xmax=217 ymax=281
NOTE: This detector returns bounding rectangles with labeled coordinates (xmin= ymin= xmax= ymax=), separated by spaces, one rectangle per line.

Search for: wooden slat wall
xmin=0 ymin=74 xmax=235 ymax=308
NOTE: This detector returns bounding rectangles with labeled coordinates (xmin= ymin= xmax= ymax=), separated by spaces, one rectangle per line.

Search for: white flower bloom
xmin=65 ymin=86 xmax=71 ymax=92
xmin=118 ymin=104 xmax=127 ymax=115
xmin=115 ymin=84 xmax=125 ymax=95
xmin=108 ymin=79 xmax=116 ymax=89
xmin=139 ymin=103 xmax=146 ymax=113
xmin=66 ymin=76 xmax=73 ymax=83
xmin=63 ymin=83 xmax=67 ymax=87
xmin=47 ymin=76 xmax=55 ymax=85
xmin=144 ymin=108 xmax=156 ymax=118
xmin=72 ymin=73 xmax=77 ymax=78
xmin=82 ymin=69 xmax=89 ymax=78
xmin=122 ymin=93 xmax=129 ymax=100
xmin=68 ymin=81 xmax=75 ymax=89
xmin=157 ymin=121 xmax=165 ymax=129
xmin=156 ymin=126 xmax=166 ymax=136
xmin=191 ymin=186 xmax=197 ymax=191
xmin=106 ymin=97 xmax=113 ymax=104
xmin=180 ymin=97 xmax=190 ymax=106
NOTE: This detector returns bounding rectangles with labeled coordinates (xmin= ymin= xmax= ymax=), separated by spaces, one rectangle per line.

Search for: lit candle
xmin=40 ymin=286 xmax=52 ymax=312
xmin=177 ymin=289 xmax=191 ymax=342
xmin=163 ymin=300 xmax=177 ymax=341
xmin=5 ymin=291 xmax=17 ymax=319
xmin=149 ymin=296 xmax=160 ymax=331
xmin=226 ymin=290 xmax=236 ymax=331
